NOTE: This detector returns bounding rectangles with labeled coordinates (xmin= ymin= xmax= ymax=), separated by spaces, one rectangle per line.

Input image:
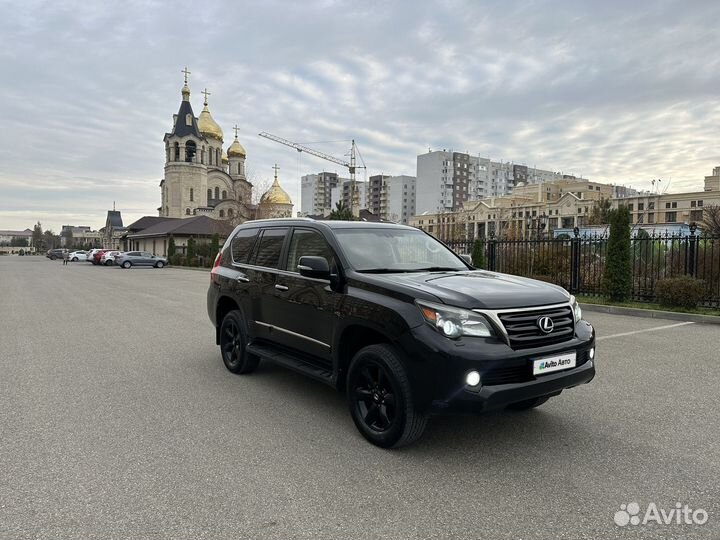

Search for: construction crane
xmin=258 ymin=132 xmax=366 ymax=216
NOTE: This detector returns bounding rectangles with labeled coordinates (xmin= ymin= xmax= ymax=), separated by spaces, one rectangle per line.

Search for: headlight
xmin=416 ymin=300 xmax=494 ymax=339
xmin=569 ymin=295 xmax=582 ymax=323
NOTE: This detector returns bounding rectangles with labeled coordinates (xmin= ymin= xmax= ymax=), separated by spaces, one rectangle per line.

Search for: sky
xmin=1 ymin=0 xmax=719 ymax=232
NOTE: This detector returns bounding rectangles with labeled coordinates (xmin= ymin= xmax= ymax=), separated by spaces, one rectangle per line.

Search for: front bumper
xmin=397 ymin=320 xmax=596 ymax=413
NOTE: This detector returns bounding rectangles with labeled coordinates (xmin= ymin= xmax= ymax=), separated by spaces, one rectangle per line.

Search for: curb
xmin=580 ymin=303 xmax=720 ymax=325
xmin=168 ymin=265 xmax=210 ymax=272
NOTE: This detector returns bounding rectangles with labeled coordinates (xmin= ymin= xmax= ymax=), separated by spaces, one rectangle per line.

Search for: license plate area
xmin=532 ymin=351 xmax=576 ymax=376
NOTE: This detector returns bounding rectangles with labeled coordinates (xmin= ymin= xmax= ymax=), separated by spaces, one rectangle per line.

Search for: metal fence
xmin=446 ymin=231 xmax=720 ymax=309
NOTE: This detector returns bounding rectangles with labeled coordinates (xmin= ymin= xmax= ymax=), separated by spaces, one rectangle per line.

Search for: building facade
xmin=331 ymin=180 xmax=367 ymax=213
xmin=300 ymin=172 xmax=343 ymax=216
xmin=380 ymin=175 xmax=416 ymax=224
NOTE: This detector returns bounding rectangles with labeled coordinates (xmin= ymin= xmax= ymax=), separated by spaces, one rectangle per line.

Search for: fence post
xmin=487 ymin=234 xmax=497 ymax=272
xmin=688 ymin=223 xmax=697 ymax=278
xmin=570 ymin=227 xmax=581 ymax=293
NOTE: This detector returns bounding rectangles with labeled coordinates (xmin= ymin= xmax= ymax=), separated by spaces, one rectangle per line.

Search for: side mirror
xmin=459 ymin=254 xmax=472 ymax=265
xmin=298 ymin=256 xmax=330 ymax=279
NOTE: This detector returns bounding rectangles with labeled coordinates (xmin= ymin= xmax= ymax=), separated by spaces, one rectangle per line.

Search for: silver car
xmin=116 ymin=251 xmax=168 ymax=269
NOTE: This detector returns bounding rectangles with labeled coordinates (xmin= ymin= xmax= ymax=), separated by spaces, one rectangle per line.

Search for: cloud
xmin=1 ymin=0 xmax=719 ymax=231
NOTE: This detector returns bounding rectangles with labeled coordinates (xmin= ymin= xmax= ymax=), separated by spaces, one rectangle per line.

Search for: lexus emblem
xmin=537 ymin=316 xmax=554 ymax=333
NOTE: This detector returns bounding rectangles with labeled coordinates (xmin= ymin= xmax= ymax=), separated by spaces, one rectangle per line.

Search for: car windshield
xmin=334 ymin=228 xmax=468 ymax=272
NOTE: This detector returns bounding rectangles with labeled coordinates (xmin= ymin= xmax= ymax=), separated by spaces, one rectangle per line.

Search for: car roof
xmin=238 ymin=218 xmax=415 ymax=231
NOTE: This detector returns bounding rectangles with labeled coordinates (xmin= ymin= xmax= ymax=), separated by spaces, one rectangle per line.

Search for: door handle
xmin=275 ymin=284 xmax=289 ymax=291
xmin=236 ymin=276 xmax=250 ymax=283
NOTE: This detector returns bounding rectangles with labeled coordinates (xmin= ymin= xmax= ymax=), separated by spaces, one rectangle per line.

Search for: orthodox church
xmin=159 ymin=70 xmax=292 ymax=222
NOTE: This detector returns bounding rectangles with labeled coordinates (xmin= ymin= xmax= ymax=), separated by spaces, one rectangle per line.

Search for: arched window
xmin=216 ymin=149 xmax=221 ymax=165
xmin=190 ymin=188 xmax=194 ymax=202
xmin=219 ymin=209 xmax=225 ymax=218
xmin=193 ymin=208 xmax=197 ymax=215
xmin=185 ymin=113 xmax=193 ymax=126
xmin=185 ymin=141 xmax=196 ymax=163
xmin=214 ymin=187 xmax=220 ymax=200
xmin=222 ymin=190 xmax=227 ymax=200
xmin=201 ymin=146 xmax=205 ymax=164
xmin=185 ymin=208 xmax=191 ymax=215
xmin=174 ymin=142 xmax=180 ymax=161
xmin=207 ymin=189 xmax=212 ymax=203
xmin=228 ymin=208 xmax=234 ymax=217
xmin=238 ymin=162 xmax=242 ymax=175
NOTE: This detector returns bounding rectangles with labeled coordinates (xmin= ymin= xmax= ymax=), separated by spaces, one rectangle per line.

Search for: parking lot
xmin=1 ymin=256 xmax=719 ymax=539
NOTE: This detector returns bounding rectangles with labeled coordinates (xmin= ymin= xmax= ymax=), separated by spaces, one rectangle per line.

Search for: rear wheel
xmin=219 ymin=310 xmax=259 ymax=374
xmin=507 ymin=396 xmax=550 ymax=410
xmin=121 ymin=261 xmax=131 ymax=269
xmin=347 ymin=344 xmax=427 ymax=448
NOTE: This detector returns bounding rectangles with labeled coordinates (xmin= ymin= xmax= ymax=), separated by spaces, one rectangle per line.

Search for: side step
xmin=246 ymin=342 xmax=335 ymax=387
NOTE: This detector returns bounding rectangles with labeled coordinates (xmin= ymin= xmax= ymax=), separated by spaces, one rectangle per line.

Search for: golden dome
xmin=227 ymin=136 xmax=246 ymax=158
xmin=260 ymin=178 xmax=292 ymax=205
xmin=221 ymin=150 xmax=229 ymax=163
xmin=198 ymin=104 xmax=224 ymax=141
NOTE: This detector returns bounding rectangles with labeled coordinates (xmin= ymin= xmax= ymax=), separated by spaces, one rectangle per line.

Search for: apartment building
xmin=300 ymin=172 xmax=342 ymax=216
xmin=330 ymin=180 xmax=368 ymax=213
xmin=611 ymin=190 xmax=720 ymax=227
xmin=367 ymin=174 xmax=390 ymax=215
xmin=380 ymin=175 xmax=416 ymax=224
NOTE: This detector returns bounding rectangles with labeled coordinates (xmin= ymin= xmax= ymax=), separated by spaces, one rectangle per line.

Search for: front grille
xmin=497 ymin=305 xmax=575 ymax=349
xmin=481 ymin=349 xmax=590 ymax=386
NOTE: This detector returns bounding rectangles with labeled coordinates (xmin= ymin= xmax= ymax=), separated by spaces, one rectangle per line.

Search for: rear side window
xmin=252 ymin=228 xmax=288 ymax=269
xmin=231 ymin=228 xmax=258 ymax=264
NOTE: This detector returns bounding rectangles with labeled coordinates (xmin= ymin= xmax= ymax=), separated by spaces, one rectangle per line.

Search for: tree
xmin=604 ymin=206 xmax=632 ymax=301
xmin=471 ymin=238 xmax=486 ymax=269
xmin=328 ymin=201 xmax=353 ymax=221
xmin=701 ymin=204 xmax=720 ymax=236
xmin=167 ymin=235 xmax=176 ymax=257
xmin=209 ymin=233 xmax=220 ymax=261
xmin=42 ymin=230 xmax=58 ymax=250
xmin=587 ymin=198 xmax=612 ymax=225
xmin=187 ymin=236 xmax=197 ymax=260
xmin=61 ymin=228 xmax=73 ymax=249
xmin=32 ymin=222 xmax=43 ymax=251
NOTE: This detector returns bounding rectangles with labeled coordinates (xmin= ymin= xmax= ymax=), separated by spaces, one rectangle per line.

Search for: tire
xmin=347 ymin=344 xmax=427 ymax=448
xmin=219 ymin=310 xmax=260 ymax=374
xmin=121 ymin=261 xmax=131 ymax=269
xmin=105 ymin=260 xmax=113 ymax=266
xmin=507 ymin=396 xmax=550 ymax=410
xmin=155 ymin=261 xmax=165 ymax=268
xmin=71 ymin=257 xmax=78 ymax=262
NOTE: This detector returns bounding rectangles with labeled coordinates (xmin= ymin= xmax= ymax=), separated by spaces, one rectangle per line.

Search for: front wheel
xmin=219 ymin=310 xmax=259 ymax=374
xmin=347 ymin=344 xmax=427 ymax=448
xmin=155 ymin=261 xmax=165 ymax=268
xmin=121 ymin=261 xmax=131 ymax=269
xmin=507 ymin=396 xmax=550 ymax=410
xmin=71 ymin=257 xmax=78 ymax=262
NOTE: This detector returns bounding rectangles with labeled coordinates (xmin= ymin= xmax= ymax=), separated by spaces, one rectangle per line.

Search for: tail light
xmin=211 ymin=252 xmax=222 ymax=284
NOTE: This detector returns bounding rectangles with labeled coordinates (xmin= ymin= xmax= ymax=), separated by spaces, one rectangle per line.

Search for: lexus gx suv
xmin=207 ymin=219 xmax=596 ymax=448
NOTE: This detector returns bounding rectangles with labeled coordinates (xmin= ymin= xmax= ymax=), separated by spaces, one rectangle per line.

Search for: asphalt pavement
xmin=1 ymin=256 xmax=718 ymax=539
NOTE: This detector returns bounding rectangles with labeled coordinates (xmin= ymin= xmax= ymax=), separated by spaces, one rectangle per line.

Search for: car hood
xmin=377 ymin=270 xmax=570 ymax=309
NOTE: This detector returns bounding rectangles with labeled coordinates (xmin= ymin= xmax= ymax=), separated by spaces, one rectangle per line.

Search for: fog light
xmin=466 ymin=370 xmax=481 ymax=387
xmin=589 ymin=347 xmax=595 ymax=360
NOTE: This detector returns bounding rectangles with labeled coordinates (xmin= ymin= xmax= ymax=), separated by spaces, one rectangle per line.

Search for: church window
xmin=238 ymin=163 xmax=242 ymax=175
xmin=185 ymin=113 xmax=193 ymax=126
xmin=219 ymin=209 xmax=225 ymax=218
xmin=228 ymin=208 xmax=234 ymax=217
xmin=215 ymin=187 xmax=220 ymax=200
xmin=185 ymin=141 xmax=196 ymax=163
xmin=186 ymin=208 xmax=191 ymax=215
xmin=222 ymin=190 xmax=227 ymax=200
xmin=216 ymin=149 xmax=221 ymax=165
xmin=207 ymin=189 xmax=212 ymax=203
xmin=174 ymin=142 xmax=180 ymax=161
xmin=201 ymin=147 xmax=205 ymax=164
xmin=193 ymin=208 xmax=197 ymax=215
xmin=190 ymin=188 xmax=194 ymax=202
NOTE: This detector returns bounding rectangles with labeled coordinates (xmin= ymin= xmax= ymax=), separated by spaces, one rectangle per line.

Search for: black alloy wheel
xmin=219 ymin=310 xmax=259 ymax=374
xmin=347 ymin=344 xmax=427 ymax=448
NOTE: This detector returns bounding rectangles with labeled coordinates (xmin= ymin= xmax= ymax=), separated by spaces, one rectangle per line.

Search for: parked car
xmin=86 ymin=249 xmax=103 ymax=263
xmin=116 ymin=251 xmax=168 ymax=268
xmin=207 ymin=219 xmax=596 ymax=448
xmin=68 ymin=251 xmax=88 ymax=262
xmin=46 ymin=249 xmax=67 ymax=260
xmin=91 ymin=249 xmax=112 ymax=265
xmin=100 ymin=250 xmax=122 ymax=265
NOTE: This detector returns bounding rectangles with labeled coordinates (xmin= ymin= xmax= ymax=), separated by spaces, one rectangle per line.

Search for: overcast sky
xmin=1 ymin=0 xmax=719 ymax=232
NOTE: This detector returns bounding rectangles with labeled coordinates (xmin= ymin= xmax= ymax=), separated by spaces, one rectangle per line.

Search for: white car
xmin=100 ymin=250 xmax=122 ymax=265
xmin=68 ymin=251 xmax=88 ymax=262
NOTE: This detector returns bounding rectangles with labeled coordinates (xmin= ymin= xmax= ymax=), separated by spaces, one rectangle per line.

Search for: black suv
xmin=207 ymin=219 xmax=596 ymax=448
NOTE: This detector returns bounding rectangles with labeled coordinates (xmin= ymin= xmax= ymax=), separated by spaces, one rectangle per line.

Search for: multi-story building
xmin=330 ymin=180 xmax=367 ymax=213
xmin=300 ymin=172 xmax=342 ymax=216
xmin=380 ymin=175 xmax=416 ymax=224
xmin=367 ymin=174 xmax=390 ymax=215
xmin=610 ymin=185 xmax=720 ymax=228
xmin=416 ymin=150 xmax=585 ymax=214
xmin=60 ymin=225 xmax=102 ymax=247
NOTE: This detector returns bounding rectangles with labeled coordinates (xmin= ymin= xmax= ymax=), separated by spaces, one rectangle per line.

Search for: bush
xmin=169 ymin=254 xmax=182 ymax=266
xmin=604 ymin=207 xmax=632 ymax=301
xmin=655 ymin=276 xmax=706 ymax=309
xmin=471 ymin=239 xmax=485 ymax=269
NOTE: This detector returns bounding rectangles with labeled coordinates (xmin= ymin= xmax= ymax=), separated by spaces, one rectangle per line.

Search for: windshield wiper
xmin=356 ymin=268 xmax=416 ymax=274
xmin=410 ymin=267 xmax=462 ymax=272
xmin=357 ymin=267 xmax=462 ymax=274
